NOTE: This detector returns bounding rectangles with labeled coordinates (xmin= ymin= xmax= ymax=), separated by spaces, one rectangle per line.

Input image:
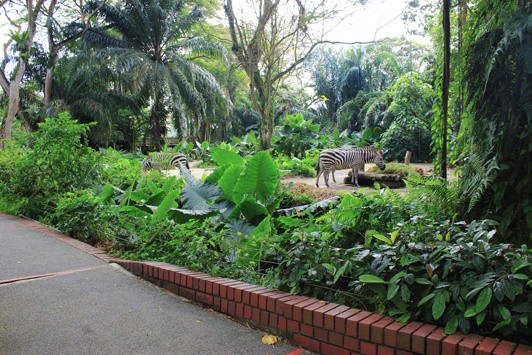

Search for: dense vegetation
xmin=1 ymin=0 xmax=530 ymax=344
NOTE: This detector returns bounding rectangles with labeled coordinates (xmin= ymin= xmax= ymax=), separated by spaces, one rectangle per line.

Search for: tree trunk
xmin=441 ymin=0 xmax=451 ymax=179
xmin=0 ymin=0 xmax=44 ymax=149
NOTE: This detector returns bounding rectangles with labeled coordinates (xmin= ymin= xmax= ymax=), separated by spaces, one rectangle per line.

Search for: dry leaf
xmin=261 ymin=334 xmax=278 ymax=345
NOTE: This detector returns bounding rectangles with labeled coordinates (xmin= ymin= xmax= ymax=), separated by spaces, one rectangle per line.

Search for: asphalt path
xmin=0 ymin=214 xmax=298 ymax=354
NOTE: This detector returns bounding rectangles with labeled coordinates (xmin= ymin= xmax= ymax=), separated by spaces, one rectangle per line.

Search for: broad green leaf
xmin=415 ymin=278 xmax=433 ymax=285
xmin=99 ymin=184 xmax=115 ymax=202
xmin=432 ymin=292 xmax=446 ymax=320
xmin=153 ymin=190 xmax=180 ymax=220
xmin=211 ymin=147 xmax=245 ymax=167
xmin=417 ymin=293 xmax=435 ymax=306
xmin=387 ymin=283 xmax=400 ymax=300
xmin=476 ymin=311 xmax=487 ymax=326
xmin=475 ymin=288 xmax=492 ymax=313
xmin=359 ymin=274 xmax=387 ymax=284
xmin=130 ymin=191 xmax=150 ymax=203
xmin=464 ymin=305 xmax=478 ymax=318
xmin=206 ymin=165 xmax=229 ymax=185
xmin=252 ymin=216 xmax=271 ymax=238
xmin=445 ymin=315 xmax=459 ymax=334
xmin=492 ymin=319 xmax=511 ymax=332
xmin=390 ymin=271 xmax=407 ymax=283
xmin=162 ymin=176 xmax=176 ymax=194
xmin=390 ymin=229 xmax=399 ymax=244
xmin=334 ymin=261 xmax=351 ymax=284
xmin=498 ymin=305 xmax=511 ymax=321
xmin=218 ymin=165 xmax=244 ymax=201
xmin=234 ymin=151 xmax=280 ymax=205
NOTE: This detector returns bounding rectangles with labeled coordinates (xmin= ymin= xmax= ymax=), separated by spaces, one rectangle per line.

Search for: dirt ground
xmin=165 ymin=162 xmax=443 ymax=200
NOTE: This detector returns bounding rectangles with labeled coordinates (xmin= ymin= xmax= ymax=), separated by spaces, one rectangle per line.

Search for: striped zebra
xmin=142 ymin=153 xmax=190 ymax=172
xmin=316 ymin=147 xmax=386 ymax=188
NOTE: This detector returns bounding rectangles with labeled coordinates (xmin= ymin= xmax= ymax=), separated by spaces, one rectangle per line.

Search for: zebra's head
xmin=373 ymin=150 xmax=386 ymax=170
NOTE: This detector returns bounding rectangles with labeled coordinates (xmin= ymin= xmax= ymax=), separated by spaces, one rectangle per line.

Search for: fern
xmin=459 ymin=153 xmax=500 ymax=214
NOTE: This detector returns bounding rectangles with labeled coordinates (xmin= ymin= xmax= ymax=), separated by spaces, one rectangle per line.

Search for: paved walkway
xmin=0 ymin=214 xmax=299 ymax=354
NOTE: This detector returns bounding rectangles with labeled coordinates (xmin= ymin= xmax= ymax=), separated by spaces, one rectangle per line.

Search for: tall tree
xmin=0 ymin=0 xmax=45 ymax=149
xmin=224 ymin=0 xmax=371 ymax=150
xmin=86 ymin=0 xmax=226 ymax=150
xmin=440 ymin=0 xmax=450 ymax=179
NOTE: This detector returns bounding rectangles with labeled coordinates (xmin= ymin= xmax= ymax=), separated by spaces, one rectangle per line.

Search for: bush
xmin=49 ymin=190 xmax=114 ymax=245
xmin=367 ymin=162 xmax=422 ymax=177
xmin=4 ymin=113 xmax=100 ymax=217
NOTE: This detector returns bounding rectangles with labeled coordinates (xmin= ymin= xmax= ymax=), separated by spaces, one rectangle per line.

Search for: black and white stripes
xmin=142 ymin=153 xmax=190 ymax=172
xmin=316 ymin=147 xmax=386 ymax=188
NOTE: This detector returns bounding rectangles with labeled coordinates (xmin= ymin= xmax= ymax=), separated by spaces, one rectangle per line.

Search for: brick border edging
xmin=2 ymin=213 xmax=529 ymax=355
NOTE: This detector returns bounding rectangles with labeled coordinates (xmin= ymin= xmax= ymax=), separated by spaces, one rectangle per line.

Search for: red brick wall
xmin=117 ymin=260 xmax=531 ymax=355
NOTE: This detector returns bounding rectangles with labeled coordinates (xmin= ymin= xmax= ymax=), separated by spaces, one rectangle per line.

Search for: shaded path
xmin=0 ymin=214 xmax=298 ymax=354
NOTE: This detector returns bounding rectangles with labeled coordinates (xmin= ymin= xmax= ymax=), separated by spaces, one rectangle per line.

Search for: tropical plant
xmin=84 ymin=0 xmax=226 ymax=149
xmin=273 ymin=113 xmax=320 ymax=159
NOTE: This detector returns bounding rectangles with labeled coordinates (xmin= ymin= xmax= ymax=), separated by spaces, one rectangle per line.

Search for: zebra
xmin=316 ymin=147 xmax=386 ymax=188
xmin=142 ymin=153 xmax=190 ymax=172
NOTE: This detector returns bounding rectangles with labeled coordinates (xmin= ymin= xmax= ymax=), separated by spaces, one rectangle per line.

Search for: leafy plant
xmin=274 ymin=113 xmax=320 ymax=159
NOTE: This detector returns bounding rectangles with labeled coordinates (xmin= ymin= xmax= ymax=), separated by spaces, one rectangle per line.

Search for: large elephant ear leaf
xmin=180 ymin=182 xmax=222 ymax=211
xmin=206 ymin=165 xmax=229 ymax=185
xmin=234 ymin=151 xmax=280 ymax=205
xmin=218 ymin=165 xmax=244 ymax=201
xmin=211 ymin=147 xmax=245 ymax=167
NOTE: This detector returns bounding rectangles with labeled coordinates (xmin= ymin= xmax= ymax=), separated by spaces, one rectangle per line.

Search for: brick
xmin=344 ymin=336 xmax=359 ymax=351
xmin=244 ymin=305 xmax=252 ymax=320
xmin=195 ymin=292 xmax=214 ymax=306
xmin=314 ymin=327 xmax=328 ymax=342
xmin=236 ymin=285 xmax=260 ymax=303
xmin=293 ymin=334 xmax=320 ymax=353
xmin=475 ymin=337 xmax=500 ymax=355
xmin=278 ymin=316 xmax=287 ymax=332
xmin=397 ymin=350 xmax=413 ymax=355
xmin=302 ymin=301 xmax=328 ymax=325
xmin=313 ymin=303 xmax=340 ymax=328
xmin=226 ymin=281 xmax=245 ymax=300
xmin=275 ymin=295 xmax=298 ymax=314
xmin=266 ymin=292 xmax=290 ymax=312
xmin=359 ymin=314 xmax=384 ymax=341
xmin=329 ymin=331 xmax=344 ymax=347
xmin=371 ymin=317 xmax=395 ymax=344
xmin=258 ymin=291 xmax=279 ymax=310
xmin=178 ymin=287 xmax=195 ymax=300
xmin=228 ymin=301 xmax=236 ymax=316
xmin=287 ymin=320 xmax=300 ymax=333
xmin=384 ymin=322 xmax=408 ymax=348
xmin=235 ymin=303 xmax=244 ymax=318
xmin=269 ymin=313 xmax=278 ymax=329
xmin=283 ymin=296 xmax=310 ymax=319
xmin=458 ymin=335 xmax=483 ymax=355
xmin=292 ymin=298 xmax=321 ymax=322
xmin=442 ymin=334 xmax=464 ymax=355
xmin=324 ymin=305 xmax=350 ymax=330
xmin=361 ymin=341 xmax=378 ymax=355
xmin=493 ymin=341 xmax=517 ymax=355
xmin=221 ymin=299 xmax=228 ymax=314
xmin=301 ymin=323 xmax=314 ymax=337
xmin=220 ymin=280 xmax=241 ymax=298
xmin=345 ymin=311 xmax=372 ymax=337
xmin=259 ymin=310 xmax=269 ymax=326
xmin=251 ymin=288 xmax=273 ymax=307
xmin=252 ymin=307 xmax=261 ymax=323
xmin=514 ymin=344 xmax=532 ymax=355
xmin=411 ymin=324 xmax=437 ymax=354
xmin=242 ymin=286 xmax=267 ymax=305
xmin=321 ymin=343 xmax=349 ymax=355
xmin=378 ymin=345 xmax=395 ymax=355
xmin=397 ymin=322 xmax=423 ymax=351
xmin=213 ymin=297 xmax=221 ymax=311
xmin=426 ymin=328 xmax=446 ymax=355
xmin=335 ymin=308 xmax=361 ymax=334
xmin=162 ymin=281 xmax=179 ymax=294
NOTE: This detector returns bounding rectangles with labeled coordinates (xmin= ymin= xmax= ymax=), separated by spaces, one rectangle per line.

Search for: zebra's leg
xmin=316 ymin=164 xmax=324 ymax=187
xmin=332 ymin=166 xmax=336 ymax=183
xmin=354 ymin=167 xmax=360 ymax=187
xmin=324 ymin=168 xmax=331 ymax=188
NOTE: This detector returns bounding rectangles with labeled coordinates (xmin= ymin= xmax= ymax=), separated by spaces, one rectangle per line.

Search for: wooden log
xmin=344 ymin=172 xmax=405 ymax=188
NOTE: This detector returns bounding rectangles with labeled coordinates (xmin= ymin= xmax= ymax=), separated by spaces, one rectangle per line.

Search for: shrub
xmin=49 ymin=190 xmax=114 ymax=245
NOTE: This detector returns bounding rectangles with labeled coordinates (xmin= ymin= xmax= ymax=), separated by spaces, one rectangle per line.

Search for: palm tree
xmin=84 ymin=0 xmax=225 ymax=150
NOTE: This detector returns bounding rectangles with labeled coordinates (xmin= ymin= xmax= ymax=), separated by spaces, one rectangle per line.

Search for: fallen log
xmin=344 ymin=172 xmax=405 ymax=188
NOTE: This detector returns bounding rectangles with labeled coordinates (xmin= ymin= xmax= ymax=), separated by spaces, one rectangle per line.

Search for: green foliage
xmin=49 ymin=190 xmax=114 ymax=244
xmin=275 ymin=152 xmax=318 ymax=178
xmin=367 ymin=162 xmax=421 ymax=178
xmin=273 ymin=113 xmax=320 ymax=159
xmin=0 ymin=113 xmax=100 ymax=217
